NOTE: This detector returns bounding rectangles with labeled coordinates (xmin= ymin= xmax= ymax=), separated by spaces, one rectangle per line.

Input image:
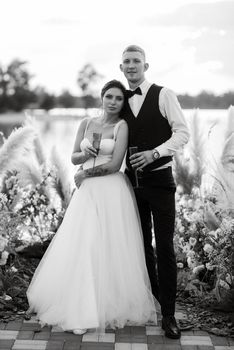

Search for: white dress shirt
xmin=128 ymin=80 xmax=190 ymax=169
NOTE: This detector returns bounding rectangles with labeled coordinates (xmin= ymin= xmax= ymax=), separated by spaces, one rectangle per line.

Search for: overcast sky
xmin=1 ymin=0 xmax=233 ymax=95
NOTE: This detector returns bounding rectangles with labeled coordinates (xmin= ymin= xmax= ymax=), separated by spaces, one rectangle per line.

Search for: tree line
xmin=0 ymin=59 xmax=233 ymax=113
xmin=178 ymin=91 xmax=234 ymax=109
xmin=0 ymin=60 xmax=102 ymax=113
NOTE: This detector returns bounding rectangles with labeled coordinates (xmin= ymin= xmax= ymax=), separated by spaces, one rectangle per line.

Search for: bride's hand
xmin=83 ymin=145 xmax=98 ymax=158
xmin=74 ymin=170 xmax=85 ymax=188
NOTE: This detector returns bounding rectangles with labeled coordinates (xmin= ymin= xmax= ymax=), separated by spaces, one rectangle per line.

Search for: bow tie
xmin=126 ymin=87 xmax=142 ymax=98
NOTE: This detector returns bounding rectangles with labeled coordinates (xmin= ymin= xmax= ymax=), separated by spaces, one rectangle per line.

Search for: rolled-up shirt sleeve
xmin=156 ymin=87 xmax=190 ymax=157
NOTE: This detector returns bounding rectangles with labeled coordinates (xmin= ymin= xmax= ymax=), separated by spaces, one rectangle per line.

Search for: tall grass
xmin=0 ymin=116 xmax=72 ymax=209
xmin=174 ymin=109 xmax=207 ymax=194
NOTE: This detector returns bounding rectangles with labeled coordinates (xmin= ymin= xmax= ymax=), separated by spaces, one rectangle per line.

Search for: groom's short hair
xmin=122 ymin=45 xmax=146 ymax=60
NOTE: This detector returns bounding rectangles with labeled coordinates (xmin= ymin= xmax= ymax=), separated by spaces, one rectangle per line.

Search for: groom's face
xmin=120 ymin=51 xmax=148 ymax=85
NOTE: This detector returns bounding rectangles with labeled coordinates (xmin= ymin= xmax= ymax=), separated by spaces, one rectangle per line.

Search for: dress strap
xmin=84 ymin=118 xmax=92 ymax=137
xmin=113 ymin=120 xmax=125 ymax=140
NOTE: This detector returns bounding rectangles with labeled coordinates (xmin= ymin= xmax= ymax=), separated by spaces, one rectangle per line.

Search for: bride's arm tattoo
xmin=84 ymin=166 xmax=112 ymax=177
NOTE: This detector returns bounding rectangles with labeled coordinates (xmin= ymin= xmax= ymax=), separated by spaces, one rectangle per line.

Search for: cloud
xmin=142 ymin=1 xmax=234 ymax=30
xmin=140 ymin=1 xmax=234 ymax=82
xmin=42 ymin=17 xmax=80 ymax=26
xmin=183 ymin=28 xmax=234 ymax=77
xmin=1 ymin=0 xmax=232 ymax=95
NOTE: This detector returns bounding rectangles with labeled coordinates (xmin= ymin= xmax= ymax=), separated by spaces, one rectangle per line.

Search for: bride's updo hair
xmin=101 ymin=80 xmax=126 ymax=101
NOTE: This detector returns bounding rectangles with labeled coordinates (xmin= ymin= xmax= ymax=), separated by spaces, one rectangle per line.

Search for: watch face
xmin=153 ymin=151 xmax=159 ymax=160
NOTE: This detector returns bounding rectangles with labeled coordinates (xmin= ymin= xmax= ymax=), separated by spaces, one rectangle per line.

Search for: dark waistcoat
xmin=123 ymin=84 xmax=172 ymax=173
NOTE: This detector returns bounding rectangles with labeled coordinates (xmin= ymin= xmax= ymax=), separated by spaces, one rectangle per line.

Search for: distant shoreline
xmin=0 ymin=107 xmax=229 ymax=125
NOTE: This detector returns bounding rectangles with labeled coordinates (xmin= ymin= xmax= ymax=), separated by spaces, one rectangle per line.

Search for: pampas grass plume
xmin=0 ymin=126 xmax=37 ymax=176
xmin=50 ymin=146 xmax=71 ymax=208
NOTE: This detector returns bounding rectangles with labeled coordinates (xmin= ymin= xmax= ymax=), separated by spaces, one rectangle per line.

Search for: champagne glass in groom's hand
xmin=129 ymin=146 xmax=142 ymax=188
xmin=92 ymin=132 xmax=102 ymax=173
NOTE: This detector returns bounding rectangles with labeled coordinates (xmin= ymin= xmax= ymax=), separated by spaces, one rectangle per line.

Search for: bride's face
xmin=102 ymin=87 xmax=124 ymax=116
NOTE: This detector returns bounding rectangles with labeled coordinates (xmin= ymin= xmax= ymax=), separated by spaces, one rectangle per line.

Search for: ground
xmin=0 ymin=257 xmax=234 ymax=349
xmin=1 ymin=310 xmax=234 ymax=350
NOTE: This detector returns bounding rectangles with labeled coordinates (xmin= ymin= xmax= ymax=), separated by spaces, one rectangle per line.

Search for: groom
xmin=120 ymin=45 xmax=189 ymax=339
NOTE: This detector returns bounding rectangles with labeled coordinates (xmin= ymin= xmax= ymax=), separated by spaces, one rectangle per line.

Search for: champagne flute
xmin=129 ymin=146 xmax=141 ymax=188
xmin=92 ymin=132 xmax=102 ymax=173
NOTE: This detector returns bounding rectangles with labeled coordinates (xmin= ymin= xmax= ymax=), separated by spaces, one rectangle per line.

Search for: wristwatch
xmin=152 ymin=148 xmax=160 ymax=160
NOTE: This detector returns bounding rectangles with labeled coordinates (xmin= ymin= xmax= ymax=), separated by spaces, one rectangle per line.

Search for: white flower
xmin=191 ymin=212 xmax=201 ymax=222
xmin=0 ymin=193 xmax=7 ymax=202
xmin=1 ymin=251 xmax=9 ymax=259
xmin=0 ymin=236 xmax=8 ymax=252
xmin=176 ymin=218 xmax=182 ymax=226
xmin=179 ymin=197 xmax=187 ymax=207
xmin=0 ymin=193 xmax=7 ymax=210
xmin=219 ymin=280 xmax=230 ymax=290
xmin=15 ymin=245 xmax=27 ymax=252
xmin=215 ymin=228 xmax=222 ymax=236
xmin=206 ymin=263 xmax=215 ymax=271
xmin=194 ymin=198 xmax=203 ymax=210
xmin=187 ymin=250 xmax=196 ymax=258
xmin=182 ymin=245 xmax=190 ymax=253
xmin=187 ymin=256 xmax=196 ymax=269
xmin=203 ymin=243 xmax=213 ymax=254
xmin=189 ymin=223 xmax=197 ymax=233
xmin=5 ymin=178 xmax=14 ymax=189
xmin=176 ymin=185 xmax=184 ymax=194
xmin=192 ymin=187 xmax=200 ymax=197
xmin=189 ymin=237 xmax=197 ymax=246
xmin=10 ymin=266 xmax=18 ymax=273
xmin=187 ymin=199 xmax=195 ymax=209
xmin=183 ymin=211 xmax=192 ymax=222
xmin=226 ymin=274 xmax=232 ymax=285
xmin=179 ymin=226 xmax=185 ymax=234
xmin=193 ymin=265 xmax=205 ymax=275
xmin=208 ymin=230 xmax=218 ymax=239
xmin=0 ymin=251 xmax=9 ymax=265
xmin=177 ymin=262 xmax=184 ymax=268
xmin=47 ymin=213 xmax=53 ymax=220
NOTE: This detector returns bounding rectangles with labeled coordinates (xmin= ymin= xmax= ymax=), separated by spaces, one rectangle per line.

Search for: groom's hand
xmin=130 ymin=150 xmax=154 ymax=170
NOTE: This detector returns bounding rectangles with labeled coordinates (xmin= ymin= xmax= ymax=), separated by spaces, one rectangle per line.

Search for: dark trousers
xmin=126 ymin=167 xmax=177 ymax=316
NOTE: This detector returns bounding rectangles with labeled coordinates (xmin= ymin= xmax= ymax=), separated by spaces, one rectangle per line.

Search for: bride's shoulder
xmin=78 ymin=117 xmax=94 ymax=132
xmin=117 ymin=119 xmax=128 ymax=129
xmin=114 ymin=119 xmax=128 ymax=132
xmin=114 ymin=119 xmax=128 ymax=139
xmin=119 ymin=119 xmax=127 ymax=126
xmin=78 ymin=117 xmax=88 ymax=129
xmin=85 ymin=117 xmax=102 ymax=128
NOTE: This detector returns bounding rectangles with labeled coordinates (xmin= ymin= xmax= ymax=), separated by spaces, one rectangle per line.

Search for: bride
xmin=26 ymin=79 xmax=157 ymax=334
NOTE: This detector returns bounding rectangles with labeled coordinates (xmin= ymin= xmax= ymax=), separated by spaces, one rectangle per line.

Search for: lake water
xmin=0 ymin=108 xmax=232 ymax=184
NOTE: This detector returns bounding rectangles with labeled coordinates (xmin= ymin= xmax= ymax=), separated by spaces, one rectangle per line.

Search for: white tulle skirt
xmin=27 ymin=172 xmax=157 ymax=331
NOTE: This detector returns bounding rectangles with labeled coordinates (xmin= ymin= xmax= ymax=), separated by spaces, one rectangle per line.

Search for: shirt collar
xmin=138 ymin=80 xmax=151 ymax=95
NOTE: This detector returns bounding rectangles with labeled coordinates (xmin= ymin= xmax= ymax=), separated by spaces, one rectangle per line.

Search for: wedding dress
xmin=27 ymin=120 xmax=157 ymax=331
